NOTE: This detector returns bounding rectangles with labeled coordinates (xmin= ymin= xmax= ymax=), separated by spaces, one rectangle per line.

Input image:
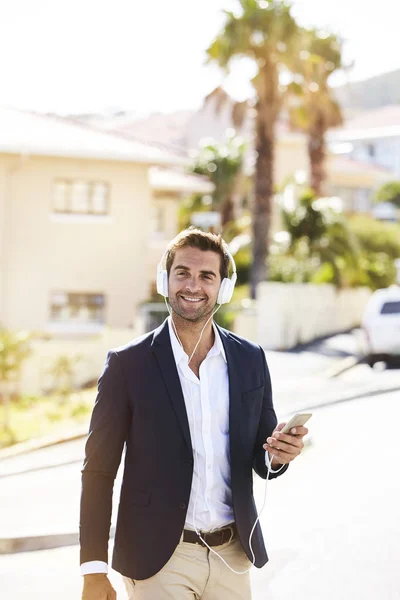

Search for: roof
xmin=329 ymin=105 xmax=400 ymax=141
xmin=73 ymin=109 xmax=194 ymax=152
xmin=328 ymin=155 xmax=393 ymax=177
xmin=0 ymin=106 xmax=187 ymax=166
xmin=149 ymin=168 xmax=214 ymax=195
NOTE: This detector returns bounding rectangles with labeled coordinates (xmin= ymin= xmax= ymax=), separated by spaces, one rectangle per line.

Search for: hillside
xmin=334 ymin=68 xmax=400 ymax=113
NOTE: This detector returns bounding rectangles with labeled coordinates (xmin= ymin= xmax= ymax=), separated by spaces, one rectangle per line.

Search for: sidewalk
xmin=3 ymin=390 xmax=400 ymax=600
xmin=1 ymin=331 xmax=399 ymax=555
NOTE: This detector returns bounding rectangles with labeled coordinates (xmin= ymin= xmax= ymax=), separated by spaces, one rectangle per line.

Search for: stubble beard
xmin=168 ymin=294 xmax=216 ymax=325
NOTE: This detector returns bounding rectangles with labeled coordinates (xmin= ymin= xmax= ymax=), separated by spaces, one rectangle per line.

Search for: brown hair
xmin=166 ymin=228 xmax=230 ymax=280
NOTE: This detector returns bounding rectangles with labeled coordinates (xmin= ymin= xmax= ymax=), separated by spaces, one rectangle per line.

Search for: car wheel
xmin=365 ymin=355 xmax=375 ymax=368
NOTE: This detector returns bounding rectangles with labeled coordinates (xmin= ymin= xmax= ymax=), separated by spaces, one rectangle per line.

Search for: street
xmin=1 ymin=335 xmax=400 ymax=599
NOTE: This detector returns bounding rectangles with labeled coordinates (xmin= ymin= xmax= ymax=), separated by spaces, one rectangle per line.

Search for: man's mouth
xmin=180 ymin=296 xmax=206 ymax=303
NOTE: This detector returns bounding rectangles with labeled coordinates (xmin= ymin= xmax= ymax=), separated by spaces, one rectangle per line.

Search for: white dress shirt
xmin=81 ymin=318 xmax=234 ymax=575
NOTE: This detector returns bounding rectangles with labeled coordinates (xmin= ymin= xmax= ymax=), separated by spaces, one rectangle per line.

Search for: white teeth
xmin=182 ymin=297 xmax=204 ymax=302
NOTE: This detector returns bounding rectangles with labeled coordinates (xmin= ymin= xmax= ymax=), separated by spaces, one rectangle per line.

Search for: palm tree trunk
xmin=221 ymin=195 xmax=235 ymax=227
xmin=250 ymin=66 xmax=280 ymax=299
xmin=308 ymin=116 xmax=326 ymax=197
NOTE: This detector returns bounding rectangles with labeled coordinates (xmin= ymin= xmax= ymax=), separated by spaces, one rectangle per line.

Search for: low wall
xmin=234 ymin=283 xmax=372 ymax=350
xmin=19 ymin=322 xmax=145 ymax=396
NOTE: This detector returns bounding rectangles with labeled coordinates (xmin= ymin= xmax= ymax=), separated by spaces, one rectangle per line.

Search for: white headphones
xmin=156 ymin=243 xmax=237 ymax=305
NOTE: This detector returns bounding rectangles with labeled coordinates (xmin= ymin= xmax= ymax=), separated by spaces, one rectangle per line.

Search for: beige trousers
xmin=123 ymin=533 xmax=252 ymax=600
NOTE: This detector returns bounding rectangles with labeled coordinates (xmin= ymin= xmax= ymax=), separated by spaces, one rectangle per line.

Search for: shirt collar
xmin=167 ymin=316 xmax=227 ymax=364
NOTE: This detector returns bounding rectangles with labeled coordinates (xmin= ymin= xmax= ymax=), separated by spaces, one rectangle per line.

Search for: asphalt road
xmin=1 ymin=388 xmax=400 ymax=600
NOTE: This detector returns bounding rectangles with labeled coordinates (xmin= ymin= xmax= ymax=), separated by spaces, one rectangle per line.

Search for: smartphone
xmin=280 ymin=413 xmax=312 ymax=434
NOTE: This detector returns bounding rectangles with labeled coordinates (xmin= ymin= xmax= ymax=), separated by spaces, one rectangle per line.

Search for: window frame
xmin=52 ymin=179 xmax=110 ymax=216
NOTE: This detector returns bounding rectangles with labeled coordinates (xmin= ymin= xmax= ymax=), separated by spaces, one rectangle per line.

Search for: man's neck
xmin=170 ymin=313 xmax=215 ymax=358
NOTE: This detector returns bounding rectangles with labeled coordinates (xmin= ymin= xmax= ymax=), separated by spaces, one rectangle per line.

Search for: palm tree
xmin=288 ymin=29 xmax=343 ymax=196
xmin=207 ymin=0 xmax=300 ymax=298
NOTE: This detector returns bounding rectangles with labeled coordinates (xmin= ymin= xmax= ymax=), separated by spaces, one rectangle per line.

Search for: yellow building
xmin=0 ymin=106 xmax=212 ymax=334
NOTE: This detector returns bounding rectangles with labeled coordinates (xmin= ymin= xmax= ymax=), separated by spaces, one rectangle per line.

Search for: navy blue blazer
xmin=79 ymin=320 xmax=288 ymax=580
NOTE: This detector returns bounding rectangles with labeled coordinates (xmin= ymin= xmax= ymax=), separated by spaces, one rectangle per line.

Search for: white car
xmin=361 ymin=286 xmax=400 ymax=367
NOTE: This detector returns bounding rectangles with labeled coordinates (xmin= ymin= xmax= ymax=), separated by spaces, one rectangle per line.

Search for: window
xmin=50 ymin=292 xmax=106 ymax=324
xmin=151 ymin=204 xmax=165 ymax=234
xmin=53 ymin=180 xmax=109 ymax=215
xmin=367 ymin=144 xmax=375 ymax=159
xmin=380 ymin=301 xmax=400 ymax=315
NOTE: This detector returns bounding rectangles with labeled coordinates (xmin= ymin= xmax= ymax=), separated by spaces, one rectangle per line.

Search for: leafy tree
xmin=191 ymin=136 xmax=246 ymax=227
xmin=288 ymin=29 xmax=343 ymax=196
xmin=374 ymin=181 xmax=400 ymax=208
xmin=207 ymin=0 xmax=300 ymax=298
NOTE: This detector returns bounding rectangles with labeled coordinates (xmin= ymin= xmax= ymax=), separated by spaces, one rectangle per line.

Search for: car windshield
xmin=380 ymin=301 xmax=400 ymax=315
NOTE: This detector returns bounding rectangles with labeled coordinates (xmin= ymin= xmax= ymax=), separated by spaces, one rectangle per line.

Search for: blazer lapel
xmin=151 ymin=320 xmax=192 ymax=451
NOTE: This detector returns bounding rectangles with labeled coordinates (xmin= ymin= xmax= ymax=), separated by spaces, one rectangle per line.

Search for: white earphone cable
xmin=164 ymin=298 xmax=285 ymax=575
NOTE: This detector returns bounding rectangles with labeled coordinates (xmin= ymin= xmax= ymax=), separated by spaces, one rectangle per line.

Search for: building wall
xmin=148 ymin=193 xmax=179 ymax=290
xmin=0 ymin=153 xmax=151 ymax=331
xmin=350 ymin=138 xmax=400 ymax=177
xmin=234 ymin=283 xmax=371 ymax=349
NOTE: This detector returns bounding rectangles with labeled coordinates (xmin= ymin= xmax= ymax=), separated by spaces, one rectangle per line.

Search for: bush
xmin=374 ymin=181 xmax=400 ymax=208
xmin=347 ymin=215 xmax=400 ymax=290
xmin=348 ymin=215 xmax=400 ymax=258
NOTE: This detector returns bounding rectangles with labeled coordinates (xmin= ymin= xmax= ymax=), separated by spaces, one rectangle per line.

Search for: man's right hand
xmin=82 ymin=573 xmax=117 ymax=599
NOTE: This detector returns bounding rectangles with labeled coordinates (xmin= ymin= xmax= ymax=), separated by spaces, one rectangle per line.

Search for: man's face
xmin=168 ymin=247 xmax=222 ymax=323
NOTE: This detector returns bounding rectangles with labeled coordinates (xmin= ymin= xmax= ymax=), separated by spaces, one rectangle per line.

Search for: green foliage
xmin=0 ymin=388 xmax=95 ymax=449
xmin=0 ymin=328 xmax=31 ymax=383
xmin=192 ymin=137 xmax=245 ymax=201
xmin=347 ymin=215 xmax=400 ymax=258
xmin=178 ymin=194 xmax=207 ymax=231
xmin=233 ymin=245 xmax=252 ymax=285
xmin=347 ymin=215 xmax=400 ymax=290
xmin=206 ymin=0 xmax=299 ymax=71
xmin=48 ymin=354 xmax=82 ymax=402
xmin=374 ymin=181 xmax=400 ymax=208
xmin=190 ymin=136 xmax=246 ymax=227
xmin=276 ymin=192 xmax=360 ymax=287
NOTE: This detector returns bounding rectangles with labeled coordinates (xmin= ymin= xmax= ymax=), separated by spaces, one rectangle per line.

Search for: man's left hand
xmin=263 ymin=422 xmax=308 ymax=468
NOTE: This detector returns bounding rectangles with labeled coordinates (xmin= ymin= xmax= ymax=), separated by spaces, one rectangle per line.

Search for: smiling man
xmin=80 ymin=228 xmax=308 ymax=600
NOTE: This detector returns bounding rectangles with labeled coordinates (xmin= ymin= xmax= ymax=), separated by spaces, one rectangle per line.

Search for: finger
xmin=274 ymin=422 xmax=287 ymax=432
xmin=288 ymin=426 xmax=309 ymax=437
xmin=264 ymin=434 xmax=303 ymax=451
xmin=273 ymin=431 xmax=304 ymax=447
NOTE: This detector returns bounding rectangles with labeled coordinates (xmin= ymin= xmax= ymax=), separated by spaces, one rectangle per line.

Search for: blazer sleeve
xmin=252 ymin=346 xmax=289 ymax=480
xmin=79 ymin=350 xmax=132 ymax=565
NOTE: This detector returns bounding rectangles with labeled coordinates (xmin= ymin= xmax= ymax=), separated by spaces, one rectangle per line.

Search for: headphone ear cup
xmin=217 ymin=278 xmax=234 ymax=305
xmin=157 ymin=269 xmax=169 ymax=297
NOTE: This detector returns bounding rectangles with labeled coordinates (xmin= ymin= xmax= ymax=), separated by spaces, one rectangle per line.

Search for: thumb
xmin=274 ymin=422 xmax=286 ymax=432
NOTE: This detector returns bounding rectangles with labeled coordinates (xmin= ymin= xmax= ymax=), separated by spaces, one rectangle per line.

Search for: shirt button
xmin=180 ymin=502 xmax=187 ymax=510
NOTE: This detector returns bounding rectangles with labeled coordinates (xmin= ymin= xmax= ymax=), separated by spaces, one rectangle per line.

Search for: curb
xmin=0 ymin=528 xmax=116 ymax=555
xmin=320 ymin=355 xmax=363 ymax=379
xmin=0 ymin=425 xmax=88 ymax=461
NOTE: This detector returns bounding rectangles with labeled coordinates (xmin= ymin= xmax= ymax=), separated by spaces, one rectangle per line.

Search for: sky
xmin=0 ymin=0 xmax=399 ymax=116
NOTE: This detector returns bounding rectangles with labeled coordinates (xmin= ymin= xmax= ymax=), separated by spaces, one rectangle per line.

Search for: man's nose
xmin=185 ymin=277 xmax=201 ymax=292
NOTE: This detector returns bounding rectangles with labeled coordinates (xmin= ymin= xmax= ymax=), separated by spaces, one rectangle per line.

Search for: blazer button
xmin=186 ymin=459 xmax=193 ymax=467
xmin=180 ymin=502 xmax=187 ymax=510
